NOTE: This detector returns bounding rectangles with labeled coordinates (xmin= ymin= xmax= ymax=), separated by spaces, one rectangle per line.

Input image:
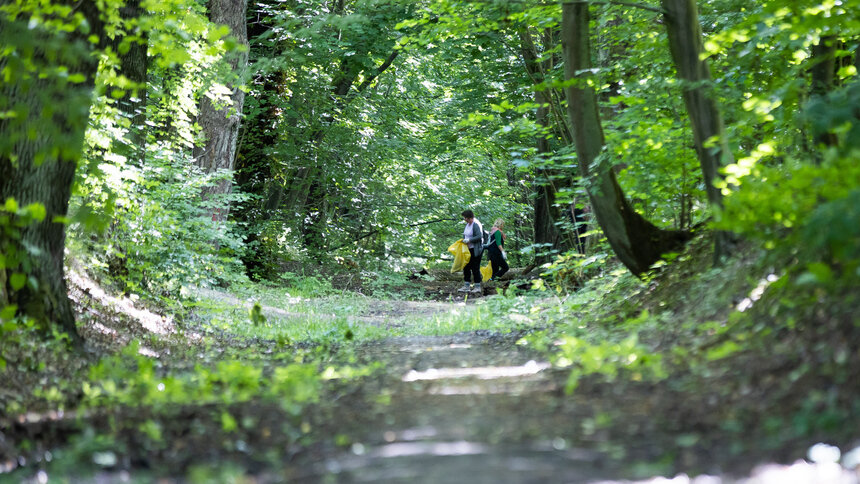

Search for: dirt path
xmin=285 ymin=332 xmax=607 ymax=483
xmin=191 ymin=274 xmax=858 ymax=484
xmin=8 ymin=273 xmax=858 ymax=483
xmin=273 ymin=328 xmax=859 ymax=483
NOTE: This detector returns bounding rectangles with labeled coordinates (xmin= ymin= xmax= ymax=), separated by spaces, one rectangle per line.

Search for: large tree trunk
xmin=0 ymin=2 xmax=103 ymax=342
xmin=660 ymin=0 xmax=733 ymax=260
xmin=561 ymin=2 xmax=689 ymax=276
xmin=194 ymin=0 xmax=249 ymax=222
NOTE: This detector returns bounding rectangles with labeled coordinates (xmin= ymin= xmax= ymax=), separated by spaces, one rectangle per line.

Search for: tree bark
xmin=660 ymin=0 xmax=733 ymax=260
xmin=194 ymin=0 xmax=249 ymax=222
xmin=0 ymin=1 xmax=104 ymax=342
xmin=562 ymin=1 xmax=689 ymax=276
xmin=808 ymin=35 xmax=839 ymax=149
xmin=855 ymin=42 xmax=860 ymax=73
xmin=518 ymin=28 xmax=570 ymax=263
xmin=110 ymin=0 xmax=149 ymax=165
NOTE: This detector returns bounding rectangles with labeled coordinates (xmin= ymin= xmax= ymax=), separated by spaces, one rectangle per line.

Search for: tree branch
xmin=564 ymin=0 xmax=666 ymax=14
xmin=329 ymin=218 xmax=458 ymax=251
xmin=357 ymin=49 xmax=401 ymax=93
xmin=481 ymin=0 xmax=666 ymax=14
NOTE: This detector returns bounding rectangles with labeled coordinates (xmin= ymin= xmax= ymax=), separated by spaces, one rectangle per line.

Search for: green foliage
xmin=235 ymin=0 xmax=532 ymax=271
xmin=361 ymin=269 xmax=424 ymax=299
xmin=0 ymin=1 xmax=110 ymax=167
xmin=717 ymin=121 xmax=860 ymax=289
xmin=0 ymin=200 xmax=47 ymax=299
xmin=73 ymin=154 xmax=250 ymax=296
xmin=540 ymin=246 xmax=612 ymax=291
xmin=597 ymin=5 xmax=705 ymax=229
xmin=278 ymin=272 xmax=340 ymax=298
xmin=83 ymin=342 xmax=321 ymax=412
xmin=0 ymin=200 xmax=54 ymax=356
xmin=54 ymin=0 xmax=252 ymax=300
xmin=555 ymin=331 xmax=667 ymax=392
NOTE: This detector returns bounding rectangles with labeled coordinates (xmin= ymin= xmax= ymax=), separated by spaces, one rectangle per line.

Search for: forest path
xmin=284 ymin=331 xmax=621 ymax=483
xmin=32 ymin=270 xmax=855 ymax=483
xmin=268 ymin=295 xmax=857 ymax=483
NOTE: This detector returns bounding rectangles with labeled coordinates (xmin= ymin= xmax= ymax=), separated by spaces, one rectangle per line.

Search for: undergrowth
xmin=520 ymin=232 xmax=860 ymax=465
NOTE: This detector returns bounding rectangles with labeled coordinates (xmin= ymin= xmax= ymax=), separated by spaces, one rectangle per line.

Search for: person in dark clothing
xmin=485 ymin=218 xmax=509 ymax=282
xmin=458 ymin=210 xmax=484 ymax=293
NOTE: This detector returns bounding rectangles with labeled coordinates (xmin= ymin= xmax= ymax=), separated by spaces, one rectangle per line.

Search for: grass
xmin=208 ymin=311 xmax=392 ymax=345
xmin=184 ymin=274 xmax=558 ymax=344
xmin=399 ymin=293 xmax=554 ymax=336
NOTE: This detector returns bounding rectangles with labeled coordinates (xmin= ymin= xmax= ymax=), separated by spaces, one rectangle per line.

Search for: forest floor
xmin=2 ymin=245 xmax=859 ymax=483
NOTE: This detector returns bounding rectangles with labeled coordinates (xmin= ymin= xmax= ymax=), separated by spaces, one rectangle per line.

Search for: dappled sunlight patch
xmin=736 ymin=274 xmax=779 ymax=313
xmin=392 ymin=343 xmax=476 ymax=354
xmin=69 ymin=269 xmax=174 ymax=336
xmin=369 ymin=440 xmax=489 ymax=458
xmin=590 ymin=453 xmax=860 ymax=484
xmin=397 ymin=426 xmax=438 ymax=442
xmin=137 ymin=346 xmax=159 ymax=357
xmin=90 ymin=322 xmax=117 ymax=337
xmin=402 ymin=360 xmax=550 ymax=382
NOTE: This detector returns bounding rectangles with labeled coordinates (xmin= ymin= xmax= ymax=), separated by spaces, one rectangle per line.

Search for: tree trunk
xmin=660 ymin=0 xmax=733 ymax=260
xmin=810 ymin=36 xmax=837 ymax=97
xmin=111 ymin=0 xmax=149 ymax=165
xmin=519 ymin=27 xmax=573 ymax=263
xmin=561 ymin=2 xmax=690 ymax=276
xmin=194 ymin=0 xmax=249 ymax=222
xmin=0 ymin=2 xmax=104 ymax=342
xmin=808 ymin=35 xmax=839 ymax=149
xmin=855 ymin=42 xmax=860 ymax=73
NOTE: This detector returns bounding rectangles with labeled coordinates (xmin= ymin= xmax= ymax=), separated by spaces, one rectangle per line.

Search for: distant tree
xmin=194 ymin=0 xmax=249 ymax=222
xmin=111 ymin=0 xmax=149 ymax=166
xmin=660 ymin=0 xmax=734 ymax=261
xmin=238 ymin=0 xmax=408 ymax=253
xmin=561 ymin=1 xmax=689 ymax=276
xmin=807 ymin=35 xmax=840 ymax=150
xmin=518 ymin=26 xmax=575 ymax=263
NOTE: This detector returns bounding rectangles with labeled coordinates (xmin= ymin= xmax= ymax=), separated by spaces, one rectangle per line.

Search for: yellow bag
xmin=448 ymin=240 xmax=471 ymax=273
xmin=480 ymin=263 xmax=493 ymax=281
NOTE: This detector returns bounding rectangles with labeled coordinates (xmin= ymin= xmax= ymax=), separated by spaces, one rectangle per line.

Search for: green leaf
xmin=676 ymin=433 xmax=700 ymax=448
xmin=26 ymin=203 xmax=46 ymax=221
xmin=9 ymin=273 xmax=27 ymax=290
xmin=221 ymin=411 xmax=238 ymax=432
xmin=4 ymin=198 xmax=18 ymax=212
xmin=707 ymin=340 xmax=740 ymax=361
xmin=805 ymin=262 xmax=833 ymax=284
xmin=1 ymin=305 xmax=17 ymax=320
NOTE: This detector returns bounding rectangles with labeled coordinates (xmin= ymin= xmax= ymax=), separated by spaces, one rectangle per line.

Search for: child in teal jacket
xmin=485 ymin=218 xmax=509 ymax=281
